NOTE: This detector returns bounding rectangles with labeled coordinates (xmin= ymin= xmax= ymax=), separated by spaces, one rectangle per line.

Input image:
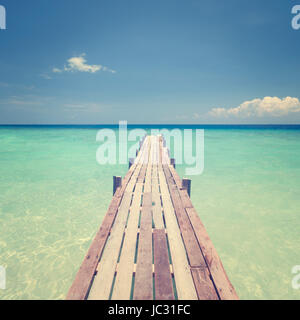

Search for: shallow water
xmin=0 ymin=126 xmax=299 ymax=299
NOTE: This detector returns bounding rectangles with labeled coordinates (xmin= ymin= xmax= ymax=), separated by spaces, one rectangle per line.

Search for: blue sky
xmin=0 ymin=0 xmax=300 ymax=124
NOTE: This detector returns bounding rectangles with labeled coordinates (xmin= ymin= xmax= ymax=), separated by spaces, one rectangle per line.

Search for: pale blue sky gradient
xmin=0 ymin=0 xmax=300 ymax=124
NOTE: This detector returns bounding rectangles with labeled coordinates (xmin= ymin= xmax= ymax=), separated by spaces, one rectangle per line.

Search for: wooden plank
xmin=111 ymin=181 xmax=144 ymax=299
xmin=139 ymin=137 xmax=150 ymax=166
xmin=167 ymin=160 xmax=238 ymax=300
xmin=151 ymin=136 xmax=164 ymax=228
xmin=144 ymin=163 xmax=152 ymax=193
xmin=158 ymin=135 xmax=163 ymax=164
xmin=186 ymin=207 xmax=239 ymax=300
xmin=152 ymin=164 xmax=164 ymax=229
xmin=66 ymin=194 xmax=121 ymax=300
xmin=160 ymin=136 xmax=169 ymax=165
xmin=138 ymin=165 xmax=147 ymax=183
xmin=153 ymin=229 xmax=174 ymax=300
xmin=163 ymin=165 xmax=206 ymax=268
xmin=88 ymin=147 xmax=147 ymax=300
xmin=158 ymin=168 xmax=198 ymax=300
xmin=144 ymin=137 xmax=152 ymax=193
xmin=66 ymin=150 xmax=143 ymax=300
xmin=168 ymin=163 xmax=182 ymax=186
xmin=87 ymin=191 xmax=133 ymax=300
xmin=68 ymin=134 xmax=237 ymax=301
xmin=133 ymin=193 xmax=153 ymax=300
xmin=152 ymin=136 xmax=158 ymax=165
xmin=168 ymin=165 xmax=193 ymax=209
xmin=190 ymin=267 xmax=219 ymax=300
xmin=126 ymin=163 xmax=144 ymax=192
xmin=163 ymin=165 xmax=223 ymax=300
xmin=179 ymin=188 xmax=194 ymax=209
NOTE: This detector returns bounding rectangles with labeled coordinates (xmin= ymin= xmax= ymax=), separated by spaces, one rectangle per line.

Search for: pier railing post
xmin=170 ymin=158 xmax=176 ymax=169
xmin=129 ymin=158 xmax=135 ymax=169
xmin=182 ymin=178 xmax=191 ymax=197
xmin=113 ymin=176 xmax=122 ymax=195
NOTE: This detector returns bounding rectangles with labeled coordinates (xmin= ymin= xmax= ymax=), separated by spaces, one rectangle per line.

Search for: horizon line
xmin=1 ymin=123 xmax=300 ymax=126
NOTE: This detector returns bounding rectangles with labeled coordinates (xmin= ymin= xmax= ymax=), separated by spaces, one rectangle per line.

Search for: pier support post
xmin=167 ymin=149 xmax=170 ymax=158
xmin=170 ymin=158 xmax=176 ymax=169
xmin=113 ymin=176 xmax=122 ymax=195
xmin=182 ymin=178 xmax=191 ymax=197
xmin=129 ymin=158 xmax=135 ymax=169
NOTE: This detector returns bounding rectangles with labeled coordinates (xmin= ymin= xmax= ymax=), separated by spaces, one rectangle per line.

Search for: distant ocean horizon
xmin=0 ymin=125 xmax=299 ymax=299
xmin=1 ymin=124 xmax=300 ymax=128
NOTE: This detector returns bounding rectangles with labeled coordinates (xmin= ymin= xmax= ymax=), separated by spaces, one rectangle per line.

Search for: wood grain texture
xmin=133 ymin=192 xmax=153 ymax=300
xmin=167 ymin=159 xmax=238 ymax=300
xmin=87 ymin=191 xmax=133 ymax=300
xmin=67 ymin=134 xmax=237 ymax=301
xmin=87 ymin=141 xmax=147 ymax=300
xmin=152 ymin=164 xmax=164 ymax=229
xmin=167 ymin=157 xmax=238 ymax=300
xmin=153 ymin=229 xmax=175 ymax=300
xmin=111 ymin=183 xmax=143 ymax=300
xmin=66 ymin=153 xmax=142 ymax=300
xmin=111 ymin=151 xmax=149 ymax=300
xmin=186 ymin=208 xmax=239 ymax=300
xmin=158 ymin=167 xmax=198 ymax=300
xmin=163 ymin=165 xmax=206 ymax=268
xmin=191 ymin=267 xmax=219 ymax=300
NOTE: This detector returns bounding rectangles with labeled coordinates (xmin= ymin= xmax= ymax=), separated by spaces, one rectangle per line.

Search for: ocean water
xmin=0 ymin=125 xmax=299 ymax=300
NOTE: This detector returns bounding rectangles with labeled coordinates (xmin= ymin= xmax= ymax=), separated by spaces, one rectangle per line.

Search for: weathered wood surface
xmin=67 ymin=135 xmax=238 ymax=300
xmin=168 ymin=164 xmax=239 ymax=300
xmin=133 ymin=193 xmax=153 ymax=300
xmin=153 ymin=229 xmax=175 ymax=300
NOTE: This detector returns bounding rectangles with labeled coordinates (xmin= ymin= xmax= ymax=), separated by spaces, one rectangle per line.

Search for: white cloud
xmin=53 ymin=54 xmax=116 ymax=74
xmin=209 ymin=97 xmax=300 ymax=118
xmin=52 ymin=68 xmax=62 ymax=73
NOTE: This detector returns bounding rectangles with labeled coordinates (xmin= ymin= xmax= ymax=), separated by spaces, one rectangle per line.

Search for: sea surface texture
xmin=0 ymin=125 xmax=299 ymax=300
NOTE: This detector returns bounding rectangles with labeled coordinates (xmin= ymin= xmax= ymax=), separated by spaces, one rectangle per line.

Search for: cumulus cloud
xmin=209 ymin=97 xmax=300 ymax=118
xmin=53 ymin=54 xmax=116 ymax=74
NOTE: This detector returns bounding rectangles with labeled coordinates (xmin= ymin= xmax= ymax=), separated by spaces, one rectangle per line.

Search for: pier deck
xmin=66 ymin=135 xmax=238 ymax=300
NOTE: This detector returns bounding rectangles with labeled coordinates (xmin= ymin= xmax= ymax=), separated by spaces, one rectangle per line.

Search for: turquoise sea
xmin=0 ymin=125 xmax=299 ymax=300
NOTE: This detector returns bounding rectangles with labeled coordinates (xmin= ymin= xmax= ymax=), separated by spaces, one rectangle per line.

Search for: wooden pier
xmin=66 ymin=135 xmax=238 ymax=300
